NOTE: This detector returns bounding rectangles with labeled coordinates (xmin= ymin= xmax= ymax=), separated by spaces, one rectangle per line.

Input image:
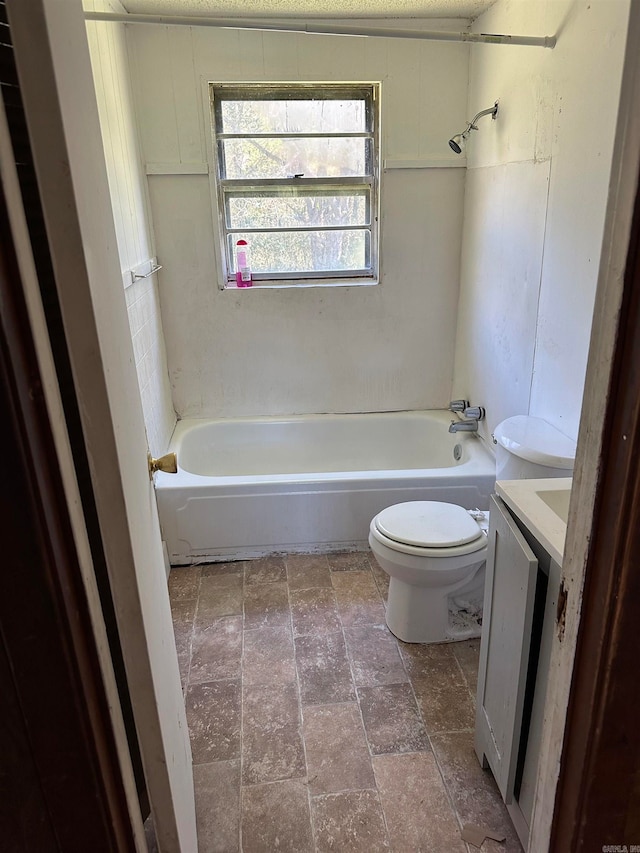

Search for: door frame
xmin=548 ymin=25 xmax=640 ymax=848
xmin=6 ymin=1 xmax=197 ymax=849
xmin=531 ymin=5 xmax=640 ymax=849
xmin=552 ymin=134 xmax=640 ymax=849
xmin=4 ymin=0 xmax=640 ymax=849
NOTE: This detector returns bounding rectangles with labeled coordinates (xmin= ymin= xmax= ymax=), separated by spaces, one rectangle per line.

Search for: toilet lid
xmin=374 ymin=501 xmax=483 ymax=548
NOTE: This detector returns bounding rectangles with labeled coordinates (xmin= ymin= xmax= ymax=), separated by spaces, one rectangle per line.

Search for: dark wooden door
xmin=0 ymin=139 xmax=136 ymax=852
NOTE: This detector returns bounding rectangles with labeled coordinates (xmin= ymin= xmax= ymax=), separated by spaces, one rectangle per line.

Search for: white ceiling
xmin=122 ymin=0 xmax=497 ymax=21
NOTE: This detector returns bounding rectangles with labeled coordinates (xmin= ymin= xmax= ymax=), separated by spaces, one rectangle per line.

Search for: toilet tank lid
xmin=493 ymin=415 xmax=577 ymax=468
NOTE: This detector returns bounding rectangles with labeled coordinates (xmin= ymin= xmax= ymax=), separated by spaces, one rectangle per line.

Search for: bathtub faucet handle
xmin=449 ymin=399 xmax=469 ymax=413
xmin=148 ymin=451 xmax=178 ymax=479
xmin=463 ymin=406 xmax=485 ymax=421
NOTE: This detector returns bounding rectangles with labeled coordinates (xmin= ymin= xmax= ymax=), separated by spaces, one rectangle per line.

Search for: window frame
xmin=208 ymin=82 xmax=380 ymax=289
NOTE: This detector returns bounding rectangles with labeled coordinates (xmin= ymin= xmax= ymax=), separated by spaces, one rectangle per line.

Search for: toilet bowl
xmin=368 ymin=501 xmax=488 ymax=643
xmin=369 ymin=414 xmax=577 ymax=644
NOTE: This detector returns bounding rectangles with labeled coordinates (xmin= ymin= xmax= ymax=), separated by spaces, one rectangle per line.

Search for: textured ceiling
xmin=122 ymin=0 xmax=498 ymax=20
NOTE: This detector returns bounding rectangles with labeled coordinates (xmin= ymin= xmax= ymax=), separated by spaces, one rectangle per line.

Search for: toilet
xmin=368 ymin=415 xmax=577 ymax=644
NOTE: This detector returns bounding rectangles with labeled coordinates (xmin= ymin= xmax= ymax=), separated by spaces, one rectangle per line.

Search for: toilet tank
xmin=493 ymin=416 xmax=577 ymax=480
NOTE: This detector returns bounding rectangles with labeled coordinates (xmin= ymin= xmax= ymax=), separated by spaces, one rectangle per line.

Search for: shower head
xmin=449 ymin=134 xmax=465 ymax=154
xmin=448 ymin=102 xmax=499 ymax=154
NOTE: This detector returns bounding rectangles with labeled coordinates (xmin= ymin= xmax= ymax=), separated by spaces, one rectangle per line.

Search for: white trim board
xmin=146 ymin=162 xmax=209 ymax=174
xmin=384 ymin=158 xmax=467 ymax=169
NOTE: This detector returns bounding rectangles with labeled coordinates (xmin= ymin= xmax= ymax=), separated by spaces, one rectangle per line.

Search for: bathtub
xmin=155 ymin=410 xmax=496 ymax=564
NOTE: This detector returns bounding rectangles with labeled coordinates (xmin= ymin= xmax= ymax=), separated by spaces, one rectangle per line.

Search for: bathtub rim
xmin=156 ymin=409 xmax=497 ymax=490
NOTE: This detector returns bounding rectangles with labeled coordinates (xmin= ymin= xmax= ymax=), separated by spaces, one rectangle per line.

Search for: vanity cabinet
xmin=475 ymin=494 xmax=562 ymax=848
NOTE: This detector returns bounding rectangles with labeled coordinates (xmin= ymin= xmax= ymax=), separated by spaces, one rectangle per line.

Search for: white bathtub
xmin=155 ymin=411 xmax=496 ymax=564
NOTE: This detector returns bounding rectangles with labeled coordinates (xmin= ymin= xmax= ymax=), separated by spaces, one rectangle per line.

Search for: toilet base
xmin=385 ymin=564 xmax=485 ymax=644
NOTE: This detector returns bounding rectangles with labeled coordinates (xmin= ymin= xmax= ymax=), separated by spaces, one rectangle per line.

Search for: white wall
xmin=86 ymin=0 xmax=176 ymax=454
xmin=128 ymin=21 xmax=470 ymax=418
xmin=453 ymin=0 xmax=630 ymax=443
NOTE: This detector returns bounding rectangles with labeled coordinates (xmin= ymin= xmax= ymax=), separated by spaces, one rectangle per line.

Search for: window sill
xmin=222 ymin=277 xmax=379 ymax=291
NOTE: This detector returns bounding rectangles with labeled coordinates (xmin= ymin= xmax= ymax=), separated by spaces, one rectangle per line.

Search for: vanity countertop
xmin=495 ymin=477 xmax=572 ymax=565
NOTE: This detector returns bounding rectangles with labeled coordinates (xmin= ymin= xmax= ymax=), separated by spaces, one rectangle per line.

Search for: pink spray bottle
xmin=234 ymin=239 xmax=253 ymax=288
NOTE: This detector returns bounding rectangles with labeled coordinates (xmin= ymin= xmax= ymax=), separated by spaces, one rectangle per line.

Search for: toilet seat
xmin=371 ymin=501 xmax=486 ymax=560
xmin=370 ymin=524 xmax=487 ymax=559
xmin=375 ymin=501 xmax=483 ymax=548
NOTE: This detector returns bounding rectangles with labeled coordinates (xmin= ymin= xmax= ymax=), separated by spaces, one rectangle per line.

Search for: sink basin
xmin=495 ymin=477 xmax=572 ymax=565
xmin=536 ymin=488 xmax=571 ymax=524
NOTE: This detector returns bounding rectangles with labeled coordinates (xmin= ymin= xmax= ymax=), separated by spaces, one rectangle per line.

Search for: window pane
xmin=219 ymin=98 xmax=367 ymax=135
xmin=228 ymin=230 xmax=369 ymax=274
xmin=220 ymin=137 xmax=370 ymax=179
xmin=226 ymin=191 xmax=369 ymax=230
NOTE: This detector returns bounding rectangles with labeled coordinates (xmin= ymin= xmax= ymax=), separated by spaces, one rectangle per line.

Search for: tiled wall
xmin=85 ymin=0 xmax=176 ymax=455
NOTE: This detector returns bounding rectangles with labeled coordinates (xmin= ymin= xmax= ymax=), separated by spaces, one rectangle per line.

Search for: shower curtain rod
xmin=83 ymin=11 xmax=556 ymax=48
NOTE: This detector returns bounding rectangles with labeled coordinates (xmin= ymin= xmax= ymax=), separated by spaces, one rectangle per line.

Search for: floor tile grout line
xmin=183 ymin=607 xmax=196 ymax=692
xmin=336 ymin=558 xmax=393 ymax=851
xmin=239 ymin=777 xmax=379 ymax=798
xmin=428 ymin=717 xmax=495 ymax=852
xmin=239 ymin=774 xmax=307 ymax=790
xmin=450 ymin=641 xmax=482 ymax=763
xmin=393 ymin=629 xmax=426 ymax=733
xmin=428 ymin=727 xmax=475 ymax=853
xmin=285 ymin=569 xmax=318 ymax=853
xmin=452 ymin=644 xmax=477 ymax=699
xmin=301 ymin=696 xmax=367 ymax=710
xmin=368 ymin=557 xmax=391 ymax=604
xmin=453 ymin=644 xmax=482 ymax=709
xmin=239 ymin=563 xmax=247 ymax=852
xmin=185 ymin=561 xmax=245 ymax=847
xmin=361 ymin=555 xmax=393 ymax=849
xmin=403 ymin=642 xmax=479 ymax=853
xmin=184 ymin=566 xmax=202 ymax=690
xmin=429 ymin=725 xmax=476 ymax=736
xmin=356 ymin=555 xmax=393 ymax=851
xmin=339 ymin=576 xmax=371 ymax=751
xmin=308 ymin=785 xmax=381 ymax=799
xmin=392 ymin=629 xmax=476 ymax=851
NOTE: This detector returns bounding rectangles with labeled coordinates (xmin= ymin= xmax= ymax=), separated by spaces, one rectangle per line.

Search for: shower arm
xmin=468 ymin=103 xmax=499 ymax=131
xmin=449 ymin=102 xmax=498 ymax=153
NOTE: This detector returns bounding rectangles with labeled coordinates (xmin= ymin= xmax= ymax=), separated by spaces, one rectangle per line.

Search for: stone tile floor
xmin=168 ymin=551 xmax=523 ymax=853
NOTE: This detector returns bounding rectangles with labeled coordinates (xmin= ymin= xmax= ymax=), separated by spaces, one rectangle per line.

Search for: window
xmin=210 ymin=84 xmax=379 ymax=287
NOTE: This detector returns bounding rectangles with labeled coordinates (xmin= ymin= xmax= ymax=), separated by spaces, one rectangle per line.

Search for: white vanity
xmin=475 ymin=478 xmax=571 ymax=849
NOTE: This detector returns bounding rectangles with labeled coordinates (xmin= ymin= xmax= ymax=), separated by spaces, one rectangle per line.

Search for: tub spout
xmin=449 ymin=420 xmax=478 ymax=433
